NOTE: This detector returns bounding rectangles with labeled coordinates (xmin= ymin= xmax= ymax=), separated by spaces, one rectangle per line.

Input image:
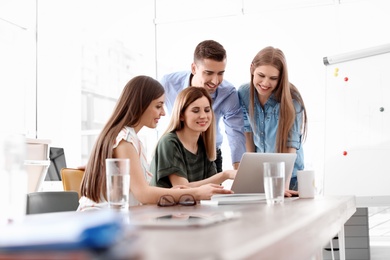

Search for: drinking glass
xmin=0 ymin=133 xmax=27 ymax=223
xmin=106 ymin=158 xmax=130 ymax=210
xmin=263 ymin=161 xmax=285 ymax=204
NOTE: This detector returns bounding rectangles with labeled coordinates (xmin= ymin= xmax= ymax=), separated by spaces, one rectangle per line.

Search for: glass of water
xmin=106 ymin=158 xmax=130 ymax=210
xmin=263 ymin=161 xmax=285 ymax=204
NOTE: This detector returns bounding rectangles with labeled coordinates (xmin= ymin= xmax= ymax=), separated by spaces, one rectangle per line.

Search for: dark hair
xmin=80 ymin=75 xmax=165 ymax=202
xmin=193 ymin=40 xmax=226 ymax=63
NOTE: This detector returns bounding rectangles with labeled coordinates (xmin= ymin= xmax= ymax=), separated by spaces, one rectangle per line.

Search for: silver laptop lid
xmin=231 ymin=152 xmax=297 ymax=194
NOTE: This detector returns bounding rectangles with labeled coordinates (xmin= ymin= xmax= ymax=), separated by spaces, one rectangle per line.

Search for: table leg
xmin=338 ymin=226 xmax=346 ymax=260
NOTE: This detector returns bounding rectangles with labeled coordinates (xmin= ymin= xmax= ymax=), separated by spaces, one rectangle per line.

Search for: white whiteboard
xmin=323 ymin=51 xmax=390 ymax=200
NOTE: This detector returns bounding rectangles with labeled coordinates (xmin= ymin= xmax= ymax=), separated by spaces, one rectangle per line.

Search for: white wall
xmin=155 ymin=0 xmax=390 ymax=191
xmin=0 ymin=0 xmax=36 ymax=136
xmin=35 ymin=0 xmax=156 ymax=167
xmin=2 ymin=0 xmax=390 ymax=187
xmin=36 ymin=1 xmax=83 ymax=166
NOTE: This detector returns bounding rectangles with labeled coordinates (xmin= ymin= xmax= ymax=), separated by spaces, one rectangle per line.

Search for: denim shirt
xmin=238 ymin=83 xmax=304 ymax=178
xmin=160 ymin=71 xmax=246 ymax=164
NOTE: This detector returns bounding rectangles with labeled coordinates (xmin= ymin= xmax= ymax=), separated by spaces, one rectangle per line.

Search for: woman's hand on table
xmin=284 ymin=189 xmax=299 ymax=197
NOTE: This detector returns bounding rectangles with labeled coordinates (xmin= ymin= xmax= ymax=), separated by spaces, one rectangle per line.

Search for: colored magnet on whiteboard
xmin=343 ymin=151 xmax=348 ymax=156
xmin=380 ymin=107 xmax=384 ymax=112
xmin=344 ymin=77 xmax=349 ymax=82
xmin=334 ymin=68 xmax=339 ymax=77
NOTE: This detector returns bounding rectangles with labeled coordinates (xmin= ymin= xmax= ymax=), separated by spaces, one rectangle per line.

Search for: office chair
xmin=26 ymin=191 xmax=79 ymax=215
xmin=60 ymin=168 xmax=85 ymax=198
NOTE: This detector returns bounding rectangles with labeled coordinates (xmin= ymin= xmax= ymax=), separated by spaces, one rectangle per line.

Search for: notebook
xmin=207 ymin=193 xmax=267 ymax=205
xmin=0 ymin=210 xmax=129 ymax=251
xmin=230 ymin=152 xmax=297 ymax=194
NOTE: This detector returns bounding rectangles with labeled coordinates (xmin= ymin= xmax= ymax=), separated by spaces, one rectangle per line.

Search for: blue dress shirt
xmin=238 ymin=83 xmax=304 ymax=178
xmin=160 ymin=71 xmax=246 ymax=164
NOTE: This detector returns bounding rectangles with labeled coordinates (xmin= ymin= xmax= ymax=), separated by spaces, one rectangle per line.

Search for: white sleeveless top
xmin=78 ymin=126 xmax=152 ymax=211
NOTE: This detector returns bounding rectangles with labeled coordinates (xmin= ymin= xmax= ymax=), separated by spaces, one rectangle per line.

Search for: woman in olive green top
xmin=151 ymin=86 xmax=236 ymax=188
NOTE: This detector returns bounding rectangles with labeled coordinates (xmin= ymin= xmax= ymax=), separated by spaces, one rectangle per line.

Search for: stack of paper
xmin=207 ymin=193 xmax=267 ymax=205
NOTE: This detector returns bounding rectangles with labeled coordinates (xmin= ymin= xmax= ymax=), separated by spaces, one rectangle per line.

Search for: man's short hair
xmin=194 ymin=40 xmax=226 ymax=63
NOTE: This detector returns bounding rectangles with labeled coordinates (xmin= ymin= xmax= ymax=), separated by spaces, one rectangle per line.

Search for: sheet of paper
xmin=206 ymin=193 xmax=267 ymax=205
xmin=130 ymin=210 xmax=241 ymax=228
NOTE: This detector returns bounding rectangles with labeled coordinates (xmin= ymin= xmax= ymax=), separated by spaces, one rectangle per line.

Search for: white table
xmin=0 ymin=195 xmax=355 ymax=260
xmin=130 ymin=195 xmax=356 ymax=260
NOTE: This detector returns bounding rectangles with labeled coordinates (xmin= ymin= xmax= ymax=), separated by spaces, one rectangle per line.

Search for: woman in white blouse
xmin=78 ymin=75 xmax=232 ymax=210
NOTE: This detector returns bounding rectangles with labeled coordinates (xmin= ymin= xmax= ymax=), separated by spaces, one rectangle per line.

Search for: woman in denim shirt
xmin=238 ymin=46 xmax=307 ymax=195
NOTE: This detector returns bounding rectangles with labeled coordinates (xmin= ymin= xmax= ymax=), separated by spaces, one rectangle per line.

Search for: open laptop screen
xmin=231 ymin=152 xmax=297 ymax=194
xmin=45 ymin=147 xmax=66 ymax=181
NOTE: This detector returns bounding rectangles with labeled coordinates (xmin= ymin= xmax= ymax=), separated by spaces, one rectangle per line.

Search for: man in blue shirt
xmin=159 ymin=40 xmax=246 ymax=172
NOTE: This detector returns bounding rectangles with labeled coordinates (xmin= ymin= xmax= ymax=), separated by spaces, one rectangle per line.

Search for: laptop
xmin=45 ymin=147 xmax=66 ymax=181
xmin=230 ymin=152 xmax=297 ymax=194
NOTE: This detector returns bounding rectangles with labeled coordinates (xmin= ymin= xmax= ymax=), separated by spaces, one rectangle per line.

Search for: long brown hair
xmin=163 ymin=87 xmax=216 ymax=161
xmin=80 ymin=75 xmax=165 ymax=202
xmin=249 ymin=47 xmax=307 ymax=152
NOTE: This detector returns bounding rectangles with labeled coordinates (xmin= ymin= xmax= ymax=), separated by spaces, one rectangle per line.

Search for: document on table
xmin=0 ymin=210 xmax=134 ymax=252
xmin=202 ymin=193 xmax=267 ymax=205
xmin=131 ymin=211 xmax=241 ymax=228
